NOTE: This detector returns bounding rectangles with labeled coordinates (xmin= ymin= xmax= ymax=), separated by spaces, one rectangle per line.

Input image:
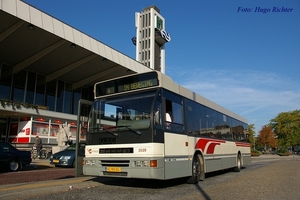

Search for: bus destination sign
xmin=95 ymin=72 xmax=159 ymax=97
xmin=119 ymin=80 xmax=155 ymax=92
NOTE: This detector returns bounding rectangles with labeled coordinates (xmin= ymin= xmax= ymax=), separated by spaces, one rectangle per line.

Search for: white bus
xmin=82 ymin=71 xmax=251 ymax=183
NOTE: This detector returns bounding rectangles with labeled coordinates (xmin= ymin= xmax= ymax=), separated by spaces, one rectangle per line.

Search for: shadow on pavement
xmin=0 ymin=159 xmax=54 ymax=174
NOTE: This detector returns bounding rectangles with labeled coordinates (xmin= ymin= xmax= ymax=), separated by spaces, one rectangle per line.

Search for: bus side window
xmin=172 ymin=102 xmax=182 ymax=124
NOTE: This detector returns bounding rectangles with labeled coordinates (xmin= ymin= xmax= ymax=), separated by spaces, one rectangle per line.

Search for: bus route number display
xmin=106 ymin=86 xmax=115 ymax=94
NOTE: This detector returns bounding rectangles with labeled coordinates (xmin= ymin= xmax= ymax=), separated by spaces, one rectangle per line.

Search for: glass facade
xmin=0 ymin=62 xmax=92 ymax=115
xmin=0 ymin=62 xmax=93 ymax=143
xmin=0 ymin=63 xmax=12 ymax=99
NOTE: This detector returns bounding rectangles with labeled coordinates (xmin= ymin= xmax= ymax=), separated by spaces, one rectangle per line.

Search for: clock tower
xmin=134 ymin=6 xmax=171 ymax=74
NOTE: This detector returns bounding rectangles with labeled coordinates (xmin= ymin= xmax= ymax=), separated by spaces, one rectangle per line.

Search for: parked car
xmin=50 ymin=143 xmax=85 ymax=168
xmin=0 ymin=141 xmax=32 ymax=172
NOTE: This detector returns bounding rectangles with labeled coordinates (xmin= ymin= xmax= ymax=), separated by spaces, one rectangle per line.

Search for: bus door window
xmin=154 ymin=100 xmax=174 ymax=129
xmin=164 ymin=99 xmax=184 ymax=132
xmin=165 ymin=100 xmax=172 ymax=128
xmin=154 ymin=101 xmax=162 ymax=127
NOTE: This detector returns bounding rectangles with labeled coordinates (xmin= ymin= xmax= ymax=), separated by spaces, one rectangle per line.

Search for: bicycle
xmin=31 ymin=146 xmax=49 ymax=159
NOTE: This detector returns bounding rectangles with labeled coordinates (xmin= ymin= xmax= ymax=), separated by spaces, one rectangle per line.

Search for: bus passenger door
xmin=163 ymin=97 xmax=189 ymax=179
xmin=75 ymin=99 xmax=93 ymax=177
xmin=164 ymin=131 xmax=189 ymax=179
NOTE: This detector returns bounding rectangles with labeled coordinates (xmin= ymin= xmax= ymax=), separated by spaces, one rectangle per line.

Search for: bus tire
xmin=187 ymin=154 xmax=205 ymax=184
xmin=233 ymin=153 xmax=241 ymax=172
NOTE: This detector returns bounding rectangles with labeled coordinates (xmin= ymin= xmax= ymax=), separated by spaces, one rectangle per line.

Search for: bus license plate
xmin=106 ymin=167 xmax=121 ymax=172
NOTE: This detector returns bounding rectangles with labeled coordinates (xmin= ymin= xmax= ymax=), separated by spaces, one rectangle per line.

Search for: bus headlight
xmin=85 ymin=160 xmax=96 ymax=166
xmin=133 ymin=160 xmax=148 ymax=167
xmin=133 ymin=160 xmax=158 ymax=167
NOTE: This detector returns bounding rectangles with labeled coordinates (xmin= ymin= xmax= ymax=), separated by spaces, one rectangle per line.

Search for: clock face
xmin=156 ymin=16 xmax=163 ymax=30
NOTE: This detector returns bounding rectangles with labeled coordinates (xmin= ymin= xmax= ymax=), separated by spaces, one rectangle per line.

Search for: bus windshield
xmin=88 ymin=91 xmax=155 ymax=133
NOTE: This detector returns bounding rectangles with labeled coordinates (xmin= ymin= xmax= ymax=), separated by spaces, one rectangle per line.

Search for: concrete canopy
xmin=0 ymin=0 xmax=151 ymax=90
xmin=0 ymin=0 xmax=152 ymax=119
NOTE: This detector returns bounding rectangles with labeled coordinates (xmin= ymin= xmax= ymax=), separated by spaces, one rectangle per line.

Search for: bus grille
xmin=100 ymin=160 xmax=130 ymax=167
xmin=99 ymin=148 xmax=133 ymax=154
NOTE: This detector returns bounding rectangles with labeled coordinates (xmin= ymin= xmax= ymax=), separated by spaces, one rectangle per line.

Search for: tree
xmin=270 ymin=110 xmax=300 ymax=149
xmin=248 ymin=124 xmax=256 ymax=150
xmin=257 ymin=125 xmax=277 ymax=151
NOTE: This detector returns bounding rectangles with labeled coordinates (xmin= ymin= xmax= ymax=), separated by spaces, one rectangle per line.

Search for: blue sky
xmin=24 ymin=0 xmax=300 ymax=135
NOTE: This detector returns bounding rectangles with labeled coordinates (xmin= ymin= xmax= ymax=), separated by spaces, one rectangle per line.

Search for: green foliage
xmin=277 ymin=148 xmax=287 ymax=154
xmin=251 ymin=149 xmax=261 ymax=156
xmin=248 ymin=124 xmax=256 ymax=149
xmin=270 ymin=110 xmax=300 ymax=149
xmin=276 ymin=147 xmax=290 ymax=156
xmin=0 ymin=99 xmax=39 ymax=113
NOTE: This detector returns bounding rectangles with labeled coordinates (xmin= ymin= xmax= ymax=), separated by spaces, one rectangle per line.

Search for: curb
xmin=30 ymin=159 xmax=54 ymax=167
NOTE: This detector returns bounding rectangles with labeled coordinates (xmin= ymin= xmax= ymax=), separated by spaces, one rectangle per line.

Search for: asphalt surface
xmin=0 ymin=159 xmax=75 ymax=185
xmin=0 ymin=159 xmax=105 ymax=200
xmin=1 ymin=155 xmax=300 ymax=200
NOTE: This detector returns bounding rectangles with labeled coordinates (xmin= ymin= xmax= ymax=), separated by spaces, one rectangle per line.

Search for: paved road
xmin=1 ymin=155 xmax=300 ymax=200
xmin=0 ymin=159 xmax=75 ymax=185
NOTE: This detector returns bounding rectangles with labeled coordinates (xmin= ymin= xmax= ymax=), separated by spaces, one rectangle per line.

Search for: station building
xmin=0 ymin=1 xmax=170 ymax=146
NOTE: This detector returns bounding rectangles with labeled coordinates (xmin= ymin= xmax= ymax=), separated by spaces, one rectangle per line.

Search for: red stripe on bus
xmin=207 ymin=142 xmax=221 ymax=154
xmin=195 ymin=138 xmax=225 ymax=153
xmin=235 ymin=142 xmax=250 ymax=147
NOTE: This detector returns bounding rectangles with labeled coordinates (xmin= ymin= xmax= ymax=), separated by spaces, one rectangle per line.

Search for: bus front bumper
xmin=83 ymin=157 xmax=165 ymax=180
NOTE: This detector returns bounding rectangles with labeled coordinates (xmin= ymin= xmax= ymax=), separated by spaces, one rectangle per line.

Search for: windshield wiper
xmin=115 ymin=126 xmax=141 ymax=136
xmin=103 ymin=130 xmax=118 ymax=137
xmin=90 ymin=127 xmax=118 ymax=137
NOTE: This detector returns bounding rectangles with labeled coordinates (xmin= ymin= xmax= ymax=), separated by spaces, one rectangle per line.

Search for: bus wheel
xmin=233 ymin=153 xmax=241 ymax=172
xmin=187 ymin=154 xmax=205 ymax=184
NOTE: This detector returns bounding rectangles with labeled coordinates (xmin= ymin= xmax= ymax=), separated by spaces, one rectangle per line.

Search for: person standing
xmin=35 ymin=136 xmax=43 ymax=158
xmin=57 ymin=124 xmax=68 ymax=146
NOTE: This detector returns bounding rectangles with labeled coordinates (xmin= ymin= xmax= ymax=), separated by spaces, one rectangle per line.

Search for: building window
xmin=142 ymin=15 xmax=145 ymax=28
xmin=35 ymin=74 xmax=45 ymax=106
xmin=64 ymin=82 xmax=72 ymax=113
xmin=0 ymin=63 xmax=12 ymax=99
xmin=73 ymin=88 xmax=82 ymax=115
xmin=145 ymin=13 xmax=148 ymax=27
xmin=145 ymin=29 xmax=148 ymax=39
xmin=13 ymin=70 xmax=26 ymax=102
xmin=56 ymin=80 xmax=65 ymax=112
xmin=46 ymin=80 xmax=57 ymax=111
xmin=25 ymin=71 xmax=36 ymax=104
